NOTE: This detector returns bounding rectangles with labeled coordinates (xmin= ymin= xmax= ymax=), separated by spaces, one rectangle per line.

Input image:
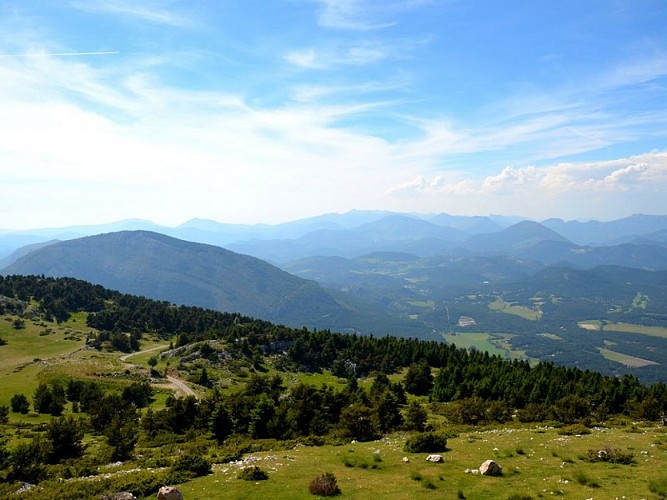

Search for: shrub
xmin=584 ymin=445 xmax=634 ymax=465
xmin=557 ymin=423 xmax=591 ymax=436
xmin=421 ymin=478 xmax=437 ymax=490
xmin=10 ymin=393 xmax=30 ymax=414
xmin=309 ymin=472 xmax=340 ymax=496
xmin=572 ymin=470 xmax=600 ymax=488
xmin=404 ymin=432 xmax=448 ymax=453
xmin=237 ymin=465 xmax=269 ymax=481
xmin=171 ymin=452 xmax=212 ymax=477
xmin=410 ymin=471 xmax=422 ymax=481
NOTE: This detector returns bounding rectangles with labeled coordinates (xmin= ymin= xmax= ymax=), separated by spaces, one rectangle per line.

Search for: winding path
xmin=119 ymin=343 xmax=199 ymax=399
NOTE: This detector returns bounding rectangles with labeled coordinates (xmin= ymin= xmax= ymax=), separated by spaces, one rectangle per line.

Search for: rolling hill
xmin=0 ymin=231 xmax=427 ymax=335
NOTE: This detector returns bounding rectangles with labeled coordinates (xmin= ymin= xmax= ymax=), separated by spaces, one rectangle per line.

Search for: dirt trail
xmin=119 ymin=344 xmax=168 ymax=362
xmin=165 ymin=375 xmax=197 ymax=398
xmin=120 ymin=344 xmax=199 ymax=399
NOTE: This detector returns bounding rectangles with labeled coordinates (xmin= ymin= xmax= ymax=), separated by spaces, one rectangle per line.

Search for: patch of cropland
xmin=0 ymin=275 xmax=666 ymax=499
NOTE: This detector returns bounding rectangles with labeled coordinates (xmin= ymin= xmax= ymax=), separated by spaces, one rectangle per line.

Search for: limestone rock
xmin=426 ymin=454 xmax=443 ymax=463
xmin=402 ymin=457 xmax=410 ymax=463
xmin=479 ymin=459 xmax=503 ymax=476
xmin=157 ymin=486 xmax=184 ymax=500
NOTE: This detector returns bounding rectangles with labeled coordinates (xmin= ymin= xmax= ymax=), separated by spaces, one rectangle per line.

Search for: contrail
xmin=0 ymin=51 xmax=119 ymax=58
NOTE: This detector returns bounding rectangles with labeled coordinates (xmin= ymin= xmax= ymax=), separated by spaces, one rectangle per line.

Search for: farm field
xmin=488 ymin=299 xmax=542 ymax=321
xmin=578 ymin=321 xmax=667 ymax=339
xmin=597 ymin=347 xmax=659 ymax=368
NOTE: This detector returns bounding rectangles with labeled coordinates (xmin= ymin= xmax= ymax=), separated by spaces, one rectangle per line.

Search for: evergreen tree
xmin=374 ymin=391 xmax=403 ymax=434
xmin=404 ymin=360 xmax=433 ymax=396
xmin=210 ymin=402 xmax=234 ymax=443
xmin=45 ymin=415 xmax=85 ymax=463
xmin=11 ymin=393 xmax=30 ymax=414
xmin=249 ymin=394 xmax=276 ymax=439
xmin=10 ymin=436 xmax=51 ymax=482
xmin=33 ymin=383 xmax=53 ymax=414
xmin=403 ymin=401 xmax=427 ymax=432
xmin=339 ymin=402 xmax=378 ymax=442
xmin=106 ymin=414 xmax=138 ymax=461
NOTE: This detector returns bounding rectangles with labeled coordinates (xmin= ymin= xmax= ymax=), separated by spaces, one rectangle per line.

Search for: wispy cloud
xmin=312 ymin=0 xmax=396 ymax=30
xmin=70 ymin=0 xmax=193 ymax=27
xmin=284 ymin=40 xmax=391 ymax=69
xmin=0 ymin=51 xmax=119 ymax=58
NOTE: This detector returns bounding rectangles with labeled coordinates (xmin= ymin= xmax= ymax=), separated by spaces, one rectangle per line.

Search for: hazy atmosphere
xmin=1 ymin=0 xmax=666 ymax=229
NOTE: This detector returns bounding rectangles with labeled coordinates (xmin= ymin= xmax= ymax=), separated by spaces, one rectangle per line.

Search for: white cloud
xmin=312 ymin=0 xmax=396 ymax=30
xmin=284 ymin=41 xmax=391 ymax=69
xmin=390 ymin=152 xmax=667 ymax=197
xmin=70 ymin=0 xmax=193 ymax=27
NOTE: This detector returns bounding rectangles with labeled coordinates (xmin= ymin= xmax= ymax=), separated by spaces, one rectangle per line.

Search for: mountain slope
xmin=459 ymin=220 xmax=571 ymax=254
xmin=1 ymin=231 xmax=416 ymax=332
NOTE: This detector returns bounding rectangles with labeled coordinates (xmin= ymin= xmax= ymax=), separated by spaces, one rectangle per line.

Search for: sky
xmin=1 ymin=0 xmax=666 ymax=230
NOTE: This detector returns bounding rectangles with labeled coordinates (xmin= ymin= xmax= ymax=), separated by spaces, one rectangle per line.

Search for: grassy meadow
xmin=173 ymin=423 xmax=667 ymax=500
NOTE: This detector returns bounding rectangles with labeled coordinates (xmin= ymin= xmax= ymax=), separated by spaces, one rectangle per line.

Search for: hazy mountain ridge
xmin=3 ymin=212 xmax=667 ymax=267
xmin=0 ymin=231 xmax=433 ymax=337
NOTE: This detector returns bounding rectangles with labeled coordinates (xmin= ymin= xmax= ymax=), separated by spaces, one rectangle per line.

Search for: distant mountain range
xmin=3 ymin=211 xmax=667 ymax=265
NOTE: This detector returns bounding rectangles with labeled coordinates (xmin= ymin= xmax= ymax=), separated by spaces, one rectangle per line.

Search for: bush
xmin=309 ymin=472 xmax=340 ymax=496
xmin=237 ymin=465 xmax=269 ymax=481
xmin=421 ymin=478 xmax=437 ymax=490
xmin=10 ymin=393 xmax=30 ymax=414
xmin=557 ymin=423 xmax=591 ymax=436
xmin=171 ymin=452 xmax=211 ymax=477
xmin=572 ymin=470 xmax=600 ymax=488
xmin=404 ymin=432 xmax=448 ymax=453
xmin=584 ymin=445 xmax=635 ymax=465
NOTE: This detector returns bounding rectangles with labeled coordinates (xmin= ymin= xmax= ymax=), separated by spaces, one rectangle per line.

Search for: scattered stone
xmin=402 ymin=457 xmax=410 ymax=463
xmin=15 ymin=483 xmax=33 ymax=494
xmin=479 ymin=459 xmax=503 ymax=476
xmin=157 ymin=486 xmax=184 ymax=500
xmin=100 ymin=493 xmax=136 ymax=500
xmin=426 ymin=454 xmax=443 ymax=463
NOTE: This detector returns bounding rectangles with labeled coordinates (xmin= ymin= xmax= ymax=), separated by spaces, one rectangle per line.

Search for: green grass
xmin=170 ymin=425 xmax=667 ymax=500
xmin=0 ymin=316 xmax=89 ymax=405
xmin=488 ymin=299 xmax=542 ymax=321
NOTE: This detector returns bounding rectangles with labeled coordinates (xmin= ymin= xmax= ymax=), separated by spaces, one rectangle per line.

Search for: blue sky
xmin=1 ymin=0 xmax=666 ymax=229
